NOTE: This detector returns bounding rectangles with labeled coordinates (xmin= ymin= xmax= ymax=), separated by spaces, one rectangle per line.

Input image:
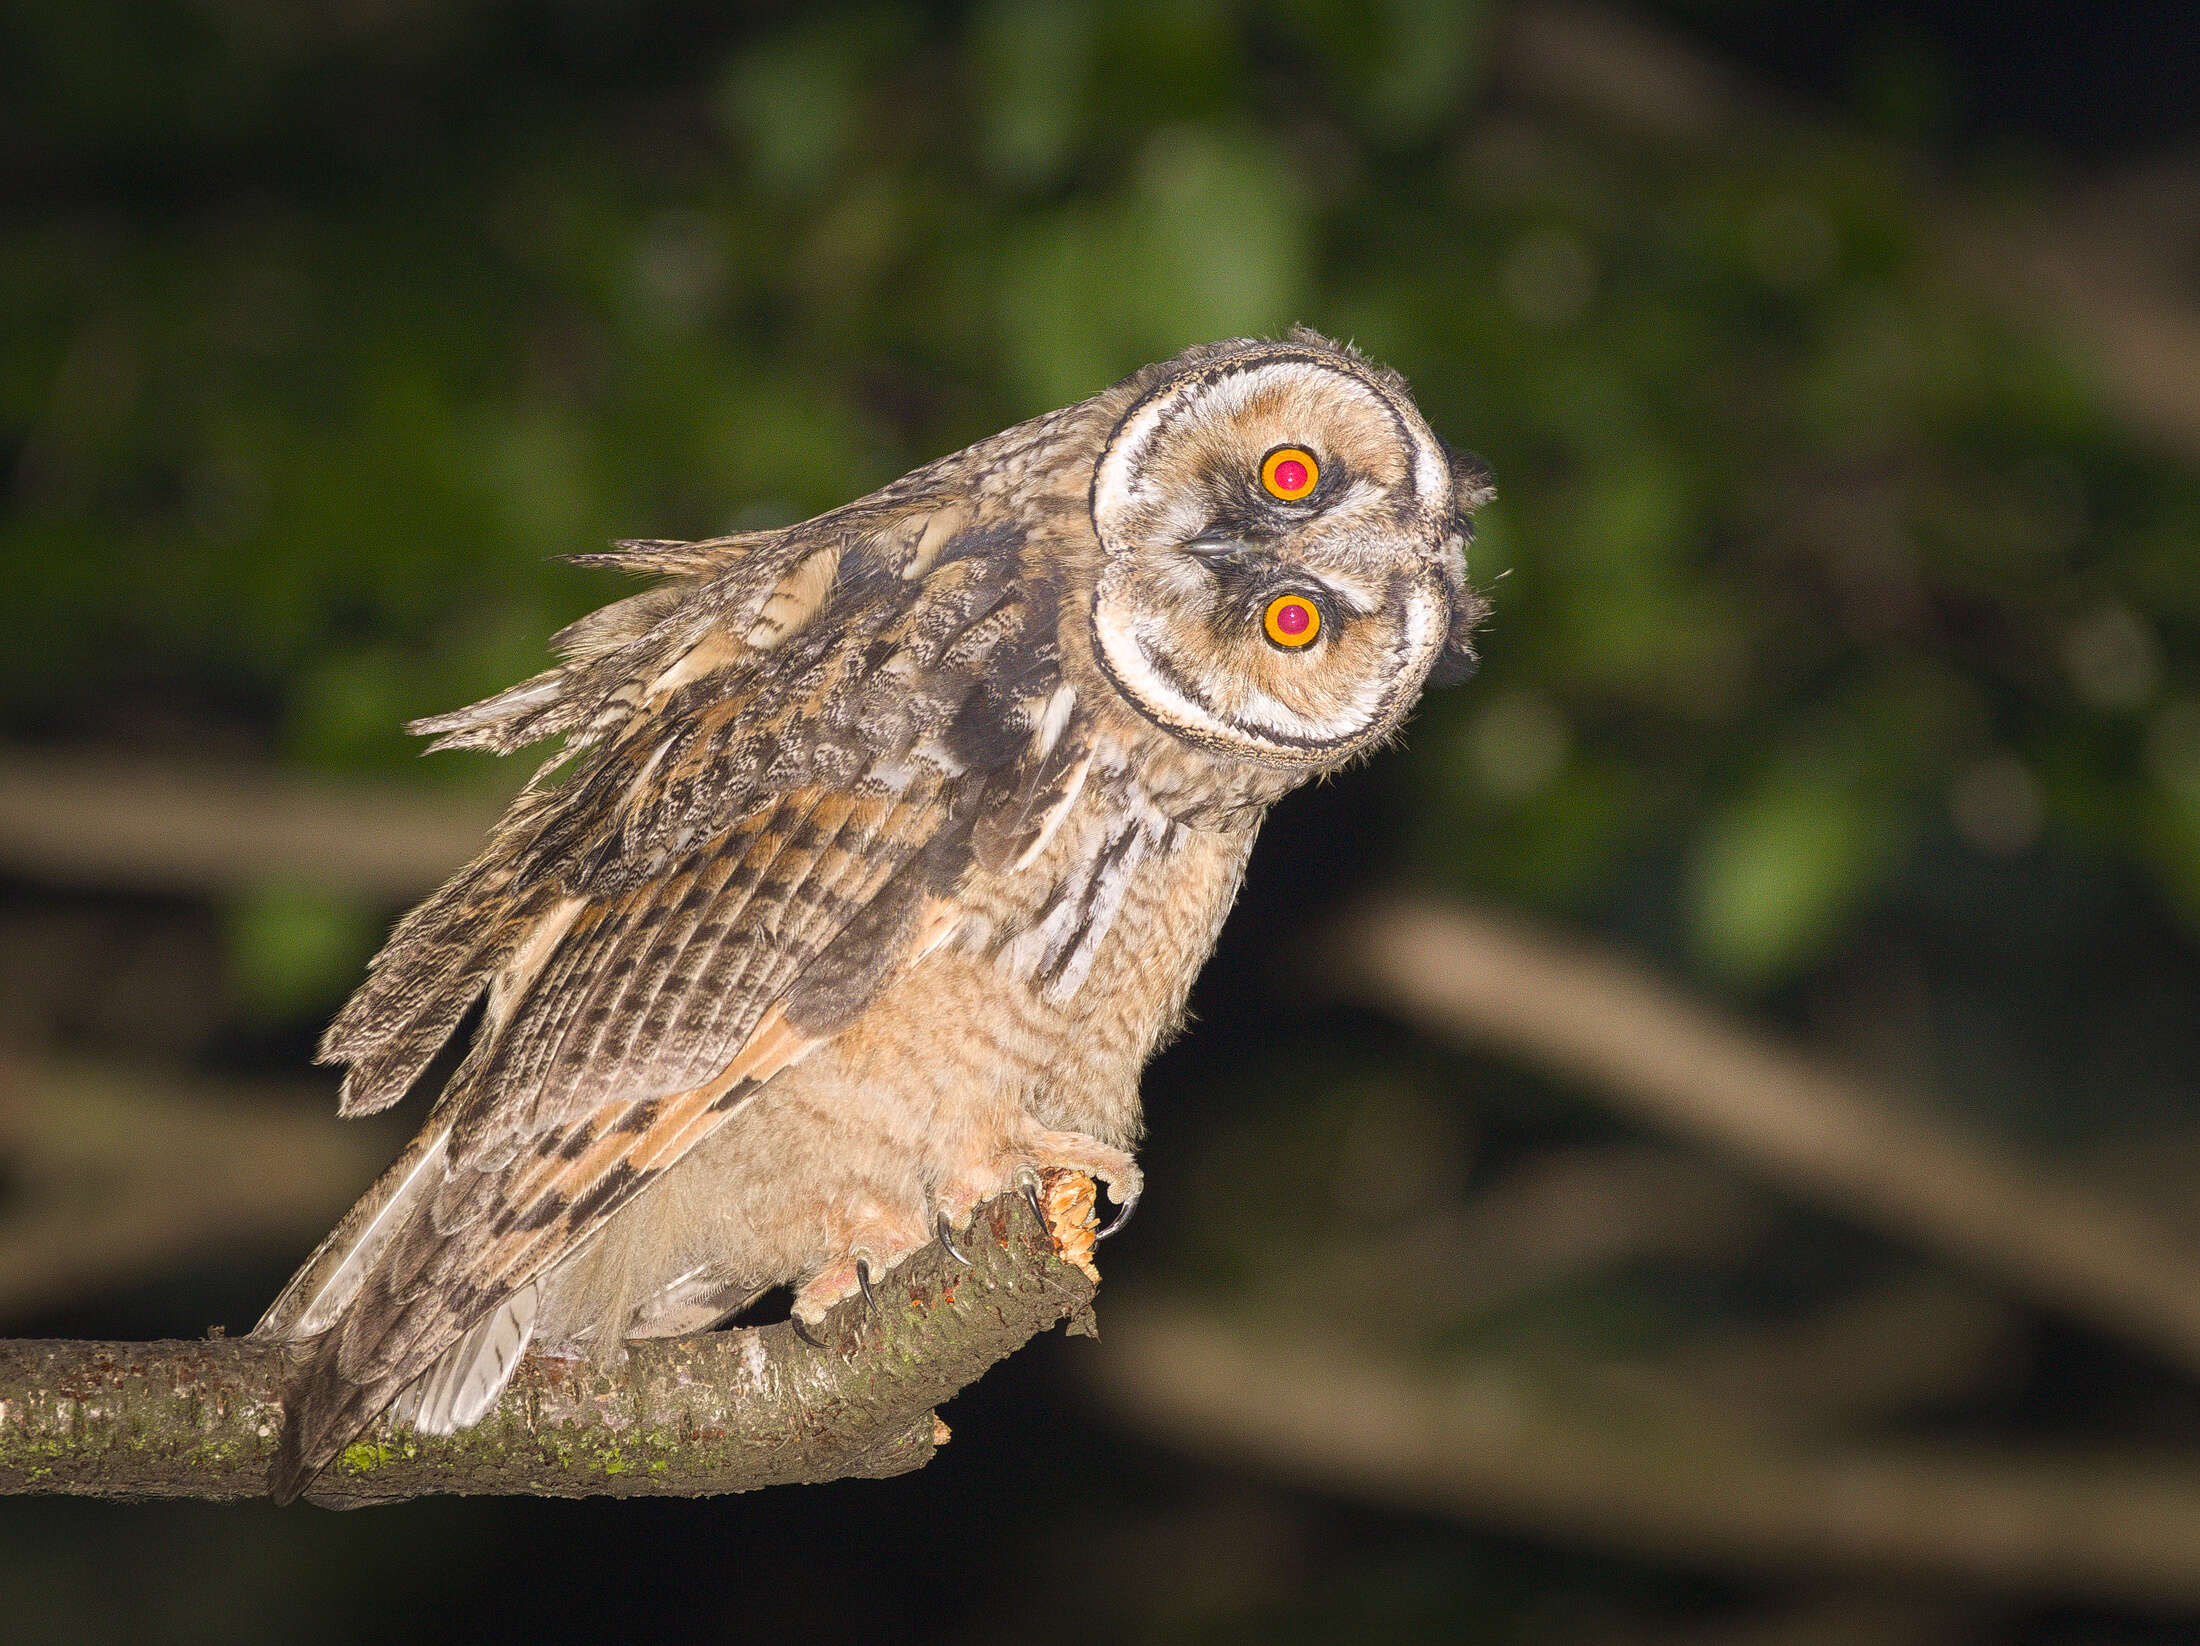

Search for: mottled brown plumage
xmin=257 ymin=331 xmax=1492 ymax=1503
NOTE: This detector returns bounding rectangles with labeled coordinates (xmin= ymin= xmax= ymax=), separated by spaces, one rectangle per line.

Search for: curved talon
xmin=856 ymin=1258 xmax=878 ymax=1309
xmin=791 ymin=1317 xmax=826 ymax=1350
xmin=937 ymin=1215 xmax=972 ymax=1266
xmin=1095 ymin=1181 xmax=1141 ymax=1241
xmin=1021 ymin=1181 xmax=1048 ymax=1229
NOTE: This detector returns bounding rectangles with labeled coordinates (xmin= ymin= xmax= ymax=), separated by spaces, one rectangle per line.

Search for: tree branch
xmin=0 ymin=1188 xmax=1097 ymax=1507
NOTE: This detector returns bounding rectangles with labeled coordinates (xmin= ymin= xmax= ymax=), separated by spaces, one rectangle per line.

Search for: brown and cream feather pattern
xmin=258 ymin=333 xmax=1490 ymax=1503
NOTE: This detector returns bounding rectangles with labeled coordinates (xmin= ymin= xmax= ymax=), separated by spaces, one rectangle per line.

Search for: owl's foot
xmin=936 ymin=1128 xmax=1143 ymax=1281
xmin=791 ymin=1205 xmax=931 ymax=1326
xmin=794 ymin=1250 xmax=903 ymax=1324
xmin=1024 ymin=1128 xmax=1143 ymax=1239
xmin=935 ymin=1213 xmax=973 ymax=1267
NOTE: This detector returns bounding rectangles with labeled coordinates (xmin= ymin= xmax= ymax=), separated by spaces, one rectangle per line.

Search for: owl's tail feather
xmin=268 ymin=1340 xmax=409 ymax=1507
xmin=269 ymin=1283 xmax=540 ymax=1506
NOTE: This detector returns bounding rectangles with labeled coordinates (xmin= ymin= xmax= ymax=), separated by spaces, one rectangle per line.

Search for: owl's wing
xmin=265 ymin=504 xmax=1079 ymax=1503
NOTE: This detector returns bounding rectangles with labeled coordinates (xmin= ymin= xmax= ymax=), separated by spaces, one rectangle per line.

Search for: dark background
xmin=7 ymin=2 xmax=2200 ymax=1641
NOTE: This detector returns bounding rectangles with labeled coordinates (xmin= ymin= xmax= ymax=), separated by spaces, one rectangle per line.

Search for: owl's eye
xmin=1260 ymin=447 xmax=1320 ymax=501
xmin=1262 ymin=593 xmax=1322 ymax=648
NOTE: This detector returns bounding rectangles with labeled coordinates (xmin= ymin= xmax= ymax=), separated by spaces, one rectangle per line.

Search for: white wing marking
xmin=392 ymin=1279 xmax=541 ymax=1434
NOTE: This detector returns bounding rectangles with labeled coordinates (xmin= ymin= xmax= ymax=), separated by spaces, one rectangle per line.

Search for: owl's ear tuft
xmin=1445 ymin=442 xmax=1497 ymax=517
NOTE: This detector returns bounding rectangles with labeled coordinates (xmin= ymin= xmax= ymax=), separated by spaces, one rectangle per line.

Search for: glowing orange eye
xmin=1262 ymin=594 xmax=1322 ymax=648
xmin=1260 ymin=446 xmax=1320 ymax=501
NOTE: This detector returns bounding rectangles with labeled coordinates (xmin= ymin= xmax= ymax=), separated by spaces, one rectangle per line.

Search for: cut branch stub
xmin=0 ymin=1188 xmax=1097 ymax=1507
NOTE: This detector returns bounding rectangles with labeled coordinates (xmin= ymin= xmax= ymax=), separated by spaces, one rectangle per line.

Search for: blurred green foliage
xmin=222 ymin=881 xmax=383 ymax=1022
xmin=3 ymin=0 xmax=2196 ymax=1006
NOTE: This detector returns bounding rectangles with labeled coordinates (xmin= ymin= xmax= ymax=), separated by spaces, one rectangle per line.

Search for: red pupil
xmin=1272 ymin=459 xmax=1309 ymax=493
xmin=1275 ymin=601 xmax=1311 ymax=634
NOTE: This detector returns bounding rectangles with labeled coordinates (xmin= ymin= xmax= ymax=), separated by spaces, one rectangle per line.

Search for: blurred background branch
xmin=1098 ymin=1298 xmax=2200 ymax=1608
xmin=0 ymin=1058 xmax=395 ymax=1322
xmin=0 ymin=744 xmax=496 ymax=900
xmin=1339 ymin=896 xmax=2200 ymax=1377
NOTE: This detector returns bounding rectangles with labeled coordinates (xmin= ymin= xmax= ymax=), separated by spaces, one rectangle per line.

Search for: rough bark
xmin=0 ymin=1189 xmax=1096 ymax=1508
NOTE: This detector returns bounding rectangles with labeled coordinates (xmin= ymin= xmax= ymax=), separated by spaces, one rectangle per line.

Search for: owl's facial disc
xmin=1089 ymin=343 xmax=1471 ymax=769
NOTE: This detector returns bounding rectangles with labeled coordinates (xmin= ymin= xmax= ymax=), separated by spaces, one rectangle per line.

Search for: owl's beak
xmin=1180 ymin=529 xmax=1252 ymax=560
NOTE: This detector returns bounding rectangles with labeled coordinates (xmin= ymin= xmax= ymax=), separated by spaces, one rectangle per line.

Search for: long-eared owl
xmin=257 ymin=330 xmax=1493 ymax=1503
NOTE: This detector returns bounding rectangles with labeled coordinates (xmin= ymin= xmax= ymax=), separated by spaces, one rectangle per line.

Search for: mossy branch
xmin=0 ymin=1189 xmax=1096 ymax=1508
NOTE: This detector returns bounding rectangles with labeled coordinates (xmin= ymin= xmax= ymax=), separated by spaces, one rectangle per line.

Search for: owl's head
xmin=1087 ymin=333 xmax=1491 ymax=770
